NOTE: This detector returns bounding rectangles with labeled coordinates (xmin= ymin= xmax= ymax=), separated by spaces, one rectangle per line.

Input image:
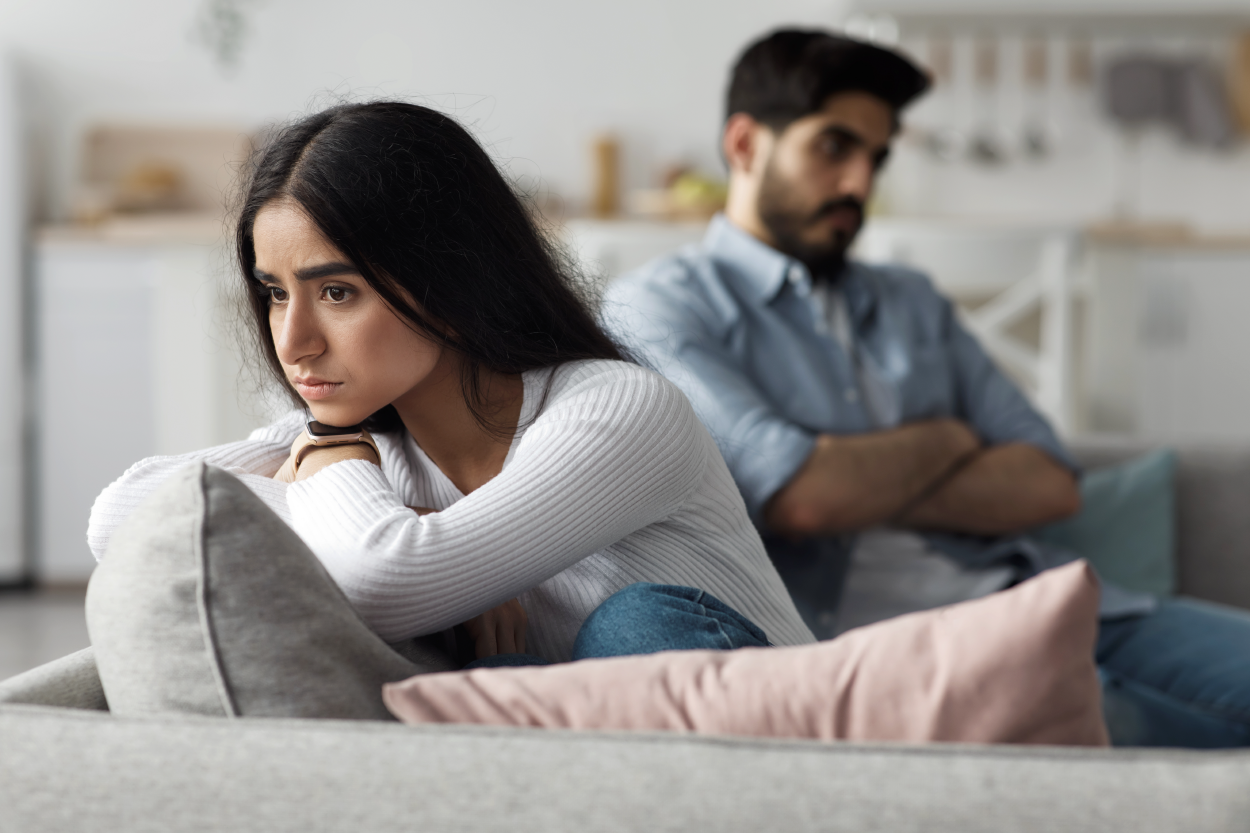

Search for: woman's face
xmin=252 ymin=198 xmax=447 ymax=428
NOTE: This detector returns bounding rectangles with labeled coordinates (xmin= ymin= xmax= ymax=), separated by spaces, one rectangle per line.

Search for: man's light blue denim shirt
xmin=603 ymin=215 xmax=1153 ymax=629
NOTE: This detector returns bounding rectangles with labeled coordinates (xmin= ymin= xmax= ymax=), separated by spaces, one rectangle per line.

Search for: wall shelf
xmin=847 ymin=5 xmax=1250 ymax=36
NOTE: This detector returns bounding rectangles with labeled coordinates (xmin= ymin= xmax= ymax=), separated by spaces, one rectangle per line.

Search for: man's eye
xmin=267 ymin=286 xmax=288 ymax=303
xmin=325 ymin=286 xmax=350 ymax=302
xmin=820 ymin=137 xmax=847 ymax=157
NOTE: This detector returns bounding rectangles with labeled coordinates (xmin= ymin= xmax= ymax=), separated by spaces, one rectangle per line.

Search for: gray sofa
xmin=2 ymin=440 xmax=1249 ymax=832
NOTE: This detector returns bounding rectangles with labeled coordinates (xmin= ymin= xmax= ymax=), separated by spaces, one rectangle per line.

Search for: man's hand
xmin=460 ymin=599 xmax=528 ymax=659
xmin=765 ymin=419 xmax=980 ymax=538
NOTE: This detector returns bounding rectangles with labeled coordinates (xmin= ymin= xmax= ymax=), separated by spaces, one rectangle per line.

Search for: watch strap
xmin=289 ymin=428 xmax=381 ymax=469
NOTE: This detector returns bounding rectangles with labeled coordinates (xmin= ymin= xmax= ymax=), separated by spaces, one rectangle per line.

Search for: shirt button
xmin=844 ymin=389 xmax=859 ymax=403
xmin=787 ymin=265 xmax=804 ymax=284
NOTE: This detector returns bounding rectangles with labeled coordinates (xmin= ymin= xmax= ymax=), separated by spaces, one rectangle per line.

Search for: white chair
xmin=853 ymin=218 xmax=1082 ymax=435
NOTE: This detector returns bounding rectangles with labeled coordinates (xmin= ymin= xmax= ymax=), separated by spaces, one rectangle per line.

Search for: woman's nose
xmin=273 ymin=296 xmax=325 ymax=366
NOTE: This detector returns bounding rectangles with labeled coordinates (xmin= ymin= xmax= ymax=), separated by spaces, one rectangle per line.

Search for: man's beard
xmin=756 ymin=158 xmax=864 ymax=280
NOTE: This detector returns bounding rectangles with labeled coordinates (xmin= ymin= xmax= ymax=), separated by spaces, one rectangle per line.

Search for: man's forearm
xmin=899 ymin=443 xmax=1081 ymax=535
xmin=764 ymin=419 xmax=980 ymax=537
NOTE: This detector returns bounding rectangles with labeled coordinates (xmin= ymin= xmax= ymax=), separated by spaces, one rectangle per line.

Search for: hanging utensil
xmin=1020 ymin=35 xmax=1052 ymax=160
xmin=920 ymin=33 xmax=963 ymax=162
xmin=967 ymin=36 xmax=1007 ymax=165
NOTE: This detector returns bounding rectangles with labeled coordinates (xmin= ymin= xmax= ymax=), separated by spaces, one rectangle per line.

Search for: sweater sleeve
xmin=285 ymin=365 xmax=709 ymax=642
xmin=86 ymin=412 xmax=305 ymax=561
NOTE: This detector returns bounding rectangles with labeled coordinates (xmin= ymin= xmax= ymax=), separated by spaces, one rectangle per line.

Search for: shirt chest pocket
xmin=892 ymin=340 xmax=957 ymax=422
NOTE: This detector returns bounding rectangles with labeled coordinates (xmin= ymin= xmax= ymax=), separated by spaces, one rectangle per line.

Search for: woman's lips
xmin=293 ymin=378 xmax=343 ymax=400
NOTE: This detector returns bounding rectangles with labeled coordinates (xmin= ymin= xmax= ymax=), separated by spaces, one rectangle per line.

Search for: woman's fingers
xmin=461 ymin=598 xmax=528 ymax=659
xmin=496 ymin=619 xmax=518 ymax=655
xmin=508 ymin=598 xmax=528 ymax=654
xmin=474 ymin=625 xmax=499 ymax=660
xmin=273 ymin=454 xmax=298 ymax=483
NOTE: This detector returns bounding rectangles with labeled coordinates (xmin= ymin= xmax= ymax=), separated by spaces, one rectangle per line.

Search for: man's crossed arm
xmin=763 ymin=420 xmax=1080 ymax=539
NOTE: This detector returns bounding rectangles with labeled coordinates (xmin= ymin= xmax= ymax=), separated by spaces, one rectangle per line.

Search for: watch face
xmin=307 ymin=419 xmax=364 ymax=437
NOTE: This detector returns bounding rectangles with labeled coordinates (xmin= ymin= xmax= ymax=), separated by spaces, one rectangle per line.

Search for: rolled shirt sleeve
xmin=937 ymin=290 xmax=1079 ymax=473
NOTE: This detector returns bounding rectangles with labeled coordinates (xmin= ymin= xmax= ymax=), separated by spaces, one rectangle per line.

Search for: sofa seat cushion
xmin=385 ymin=560 xmax=1108 ymax=746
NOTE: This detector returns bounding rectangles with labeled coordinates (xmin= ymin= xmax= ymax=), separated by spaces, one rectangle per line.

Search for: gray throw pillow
xmin=86 ymin=461 xmax=455 ymax=720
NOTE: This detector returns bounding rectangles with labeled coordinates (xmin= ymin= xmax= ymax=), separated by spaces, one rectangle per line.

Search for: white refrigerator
xmin=0 ymin=54 xmax=25 ymax=584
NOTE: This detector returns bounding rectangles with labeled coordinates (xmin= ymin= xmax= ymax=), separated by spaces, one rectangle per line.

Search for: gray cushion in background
xmin=1 ymin=704 xmax=1248 ymax=833
xmin=0 ymin=646 xmax=106 ymax=710
xmin=86 ymin=461 xmax=454 ymax=719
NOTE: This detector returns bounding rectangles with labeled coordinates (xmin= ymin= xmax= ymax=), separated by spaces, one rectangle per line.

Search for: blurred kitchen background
xmin=3 ymin=0 xmax=1250 ymax=604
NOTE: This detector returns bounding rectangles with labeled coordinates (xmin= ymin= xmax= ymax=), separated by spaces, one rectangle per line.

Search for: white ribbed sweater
xmin=88 ymin=360 xmax=815 ymax=661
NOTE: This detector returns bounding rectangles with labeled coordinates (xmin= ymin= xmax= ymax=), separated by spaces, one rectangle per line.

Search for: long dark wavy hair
xmin=236 ymin=101 xmax=628 ymax=433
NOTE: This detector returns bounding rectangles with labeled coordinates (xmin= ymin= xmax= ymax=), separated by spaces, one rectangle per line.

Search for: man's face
xmin=755 ymin=91 xmax=895 ymax=276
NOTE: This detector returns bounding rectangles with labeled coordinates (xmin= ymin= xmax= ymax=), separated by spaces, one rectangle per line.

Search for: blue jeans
xmin=1098 ymin=597 xmax=1250 ymax=747
xmin=464 ymin=583 xmax=769 ymax=669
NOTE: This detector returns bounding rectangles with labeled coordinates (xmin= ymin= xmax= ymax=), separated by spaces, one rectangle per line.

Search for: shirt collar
xmin=703 ymin=214 xmax=878 ymax=326
xmin=703 ymin=214 xmax=804 ymax=304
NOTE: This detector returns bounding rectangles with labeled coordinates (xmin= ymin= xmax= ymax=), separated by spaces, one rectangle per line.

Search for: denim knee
xmin=572 ymin=583 xmax=769 ymax=660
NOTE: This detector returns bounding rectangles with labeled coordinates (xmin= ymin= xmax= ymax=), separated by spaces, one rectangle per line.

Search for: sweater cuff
xmin=286 ymin=458 xmax=405 ymax=521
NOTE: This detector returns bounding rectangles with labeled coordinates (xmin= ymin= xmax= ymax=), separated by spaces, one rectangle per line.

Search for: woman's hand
xmin=460 ymin=598 xmax=528 ymax=659
xmin=273 ymin=442 xmax=379 ymax=483
xmin=407 ymin=505 xmax=529 ymax=660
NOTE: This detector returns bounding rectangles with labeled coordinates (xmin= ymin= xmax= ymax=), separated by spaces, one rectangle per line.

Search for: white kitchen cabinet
xmin=561 ymin=218 xmax=708 ymax=291
xmin=35 ymin=222 xmax=274 ymax=582
xmin=1086 ymin=241 xmax=1250 ymax=441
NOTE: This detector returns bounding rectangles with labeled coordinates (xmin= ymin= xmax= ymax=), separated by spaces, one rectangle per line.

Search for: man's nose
xmin=840 ymin=151 xmax=877 ymax=201
xmin=274 ymin=297 xmax=324 ymax=365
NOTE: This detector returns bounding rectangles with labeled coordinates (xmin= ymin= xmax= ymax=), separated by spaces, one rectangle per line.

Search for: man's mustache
xmin=810 ymin=197 xmax=864 ymax=226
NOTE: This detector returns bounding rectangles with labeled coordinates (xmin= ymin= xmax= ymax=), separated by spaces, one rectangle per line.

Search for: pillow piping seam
xmin=194 ymin=463 xmax=242 ymax=718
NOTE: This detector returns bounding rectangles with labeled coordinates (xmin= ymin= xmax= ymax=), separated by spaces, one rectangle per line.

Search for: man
xmin=604 ymin=29 xmax=1250 ymax=747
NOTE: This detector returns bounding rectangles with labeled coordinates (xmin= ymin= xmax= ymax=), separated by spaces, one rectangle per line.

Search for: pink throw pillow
xmin=384 ymin=560 xmax=1109 ymax=746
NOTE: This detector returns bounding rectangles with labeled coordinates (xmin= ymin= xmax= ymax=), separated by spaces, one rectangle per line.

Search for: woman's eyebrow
xmin=294 ymin=261 xmax=359 ymax=282
xmin=252 ymin=262 xmax=360 ymax=283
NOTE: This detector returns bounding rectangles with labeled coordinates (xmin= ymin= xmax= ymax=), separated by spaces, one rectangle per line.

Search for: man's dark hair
xmin=236 ymin=101 xmax=627 ymax=435
xmin=726 ymin=29 xmax=930 ymax=130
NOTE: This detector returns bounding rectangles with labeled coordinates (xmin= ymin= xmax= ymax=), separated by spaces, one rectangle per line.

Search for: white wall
xmin=0 ymin=0 xmax=847 ymax=222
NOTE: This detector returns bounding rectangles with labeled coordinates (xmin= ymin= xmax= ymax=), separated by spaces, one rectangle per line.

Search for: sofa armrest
xmin=1068 ymin=436 xmax=1250 ymax=611
xmin=0 ymin=646 xmax=107 ymax=711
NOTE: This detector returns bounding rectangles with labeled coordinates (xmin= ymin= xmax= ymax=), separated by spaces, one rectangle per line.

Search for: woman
xmin=88 ymin=101 xmax=813 ymax=666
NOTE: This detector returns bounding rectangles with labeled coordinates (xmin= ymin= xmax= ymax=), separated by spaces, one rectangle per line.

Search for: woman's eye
xmin=324 ymin=286 xmax=350 ymax=302
xmin=267 ymin=286 xmax=288 ymax=303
